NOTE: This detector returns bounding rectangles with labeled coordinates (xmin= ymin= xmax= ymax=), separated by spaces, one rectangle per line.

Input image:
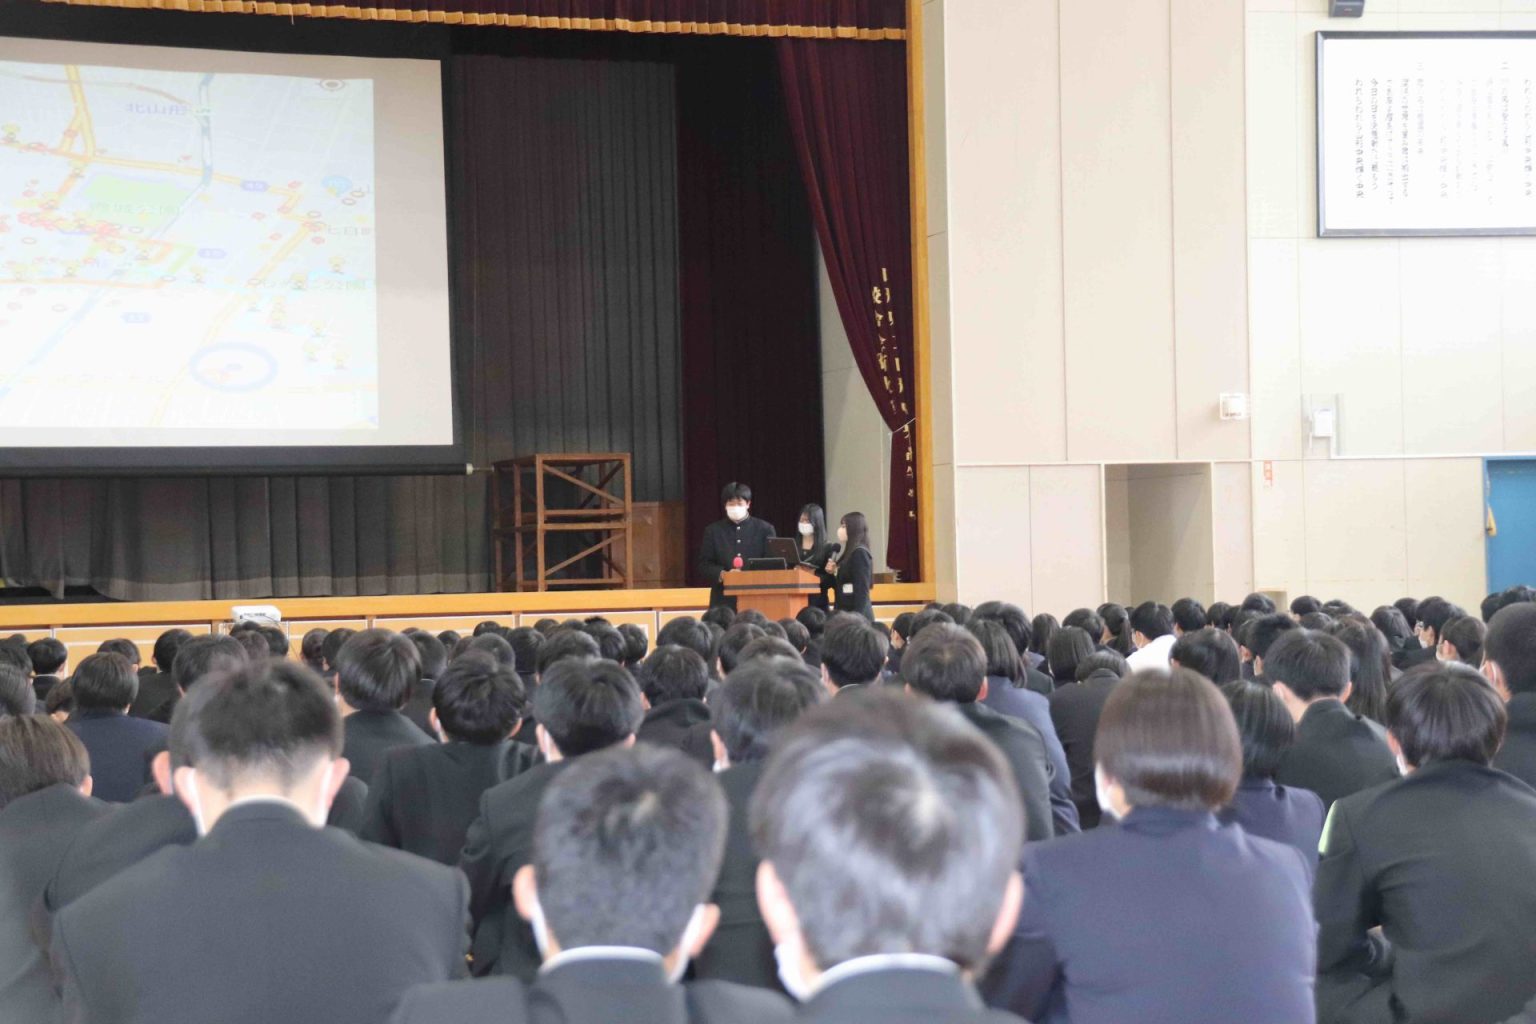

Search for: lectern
xmin=721 ymin=567 xmax=823 ymax=620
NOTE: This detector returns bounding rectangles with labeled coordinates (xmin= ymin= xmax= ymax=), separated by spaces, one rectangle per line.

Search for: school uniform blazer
xmin=460 ymin=760 xmax=574 ymax=979
xmin=391 ymin=955 xmax=790 ymax=1024
xmin=1273 ymin=699 xmax=1399 ymax=810
xmin=954 ymin=701 xmax=1056 ymax=843
xmin=0 ymin=785 xmax=110 ymax=1024
xmin=636 ymin=698 xmax=716 ymax=770
xmin=361 ymin=740 xmax=539 ymax=866
xmin=1495 ymin=692 xmax=1536 ymax=790
xmin=65 ymin=711 xmax=167 ymax=803
xmin=982 ymin=806 xmax=1316 ymax=1024
xmin=832 ymin=547 xmax=874 ymax=620
xmin=698 ymin=516 xmax=777 ymax=607
xmin=693 ymin=759 xmax=778 ymax=990
xmin=32 ymin=674 xmax=60 ymax=704
xmin=1314 ymin=761 xmax=1536 ymax=1024
xmin=1218 ymin=776 xmax=1326 ymax=872
xmin=52 ymin=801 xmax=468 ymax=1024
xmin=129 ymin=669 xmax=177 ymax=719
xmin=342 ymin=708 xmax=435 ymax=784
xmin=1047 ymin=670 xmax=1120 ymax=829
xmin=983 ymin=675 xmax=1080 ymax=835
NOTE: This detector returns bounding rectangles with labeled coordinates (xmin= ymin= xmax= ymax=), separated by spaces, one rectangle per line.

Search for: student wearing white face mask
xmin=825 ymin=512 xmax=875 ymax=622
xmin=48 ymin=660 xmax=470 ymax=1024
xmin=394 ymin=744 xmax=784 ymax=1024
xmin=794 ymin=503 xmax=834 ymax=610
xmin=697 ymin=482 xmax=777 ymax=610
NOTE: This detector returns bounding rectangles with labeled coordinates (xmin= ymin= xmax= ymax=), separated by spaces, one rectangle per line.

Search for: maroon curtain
xmin=777 ymin=39 xmax=919 ymax=579
xmin=38 ymin=0 xmax=906 ymax=39
xmin=676 ymin=43 xmax=825 ymax=584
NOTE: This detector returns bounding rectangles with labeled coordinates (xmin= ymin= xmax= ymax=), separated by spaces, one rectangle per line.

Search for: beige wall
xmin=819 ymin=245 xmax=891 ymax=571
xmin=923 ymin=0 xmax=1504 ymax=615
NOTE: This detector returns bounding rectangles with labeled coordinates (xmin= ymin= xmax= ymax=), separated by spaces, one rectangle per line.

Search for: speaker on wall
xmin=1329 ymin=0 xmax=1365 ymax=15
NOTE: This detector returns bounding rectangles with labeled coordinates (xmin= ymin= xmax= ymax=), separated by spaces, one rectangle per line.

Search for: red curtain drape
xmin=777 ymin=38 xmax=919 ymax=579
xmin=39 ymin=0 xmax=906 ymax=39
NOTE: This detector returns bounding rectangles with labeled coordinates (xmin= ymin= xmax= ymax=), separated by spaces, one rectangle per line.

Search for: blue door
xmin=1486 ymin=460 xmax=1536 ymax=593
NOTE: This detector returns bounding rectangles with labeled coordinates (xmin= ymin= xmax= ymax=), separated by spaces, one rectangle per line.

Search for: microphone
xmin=825 ymin=543 xmax=842 ymax=562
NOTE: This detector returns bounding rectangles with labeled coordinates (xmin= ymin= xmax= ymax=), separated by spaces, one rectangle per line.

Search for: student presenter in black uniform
xmin=697 ymin=482 xmax=776 ymax=609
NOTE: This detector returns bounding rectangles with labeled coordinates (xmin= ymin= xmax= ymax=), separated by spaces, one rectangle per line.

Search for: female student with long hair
xmin=825 ymin=512 xmax=874 ymax=620
xmin=795 ymin=503 xmax=834 ymax=610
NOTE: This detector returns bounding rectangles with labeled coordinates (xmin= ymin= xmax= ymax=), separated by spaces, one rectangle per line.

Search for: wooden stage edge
xmin=0 ymin=583 xmax=937 ymax=632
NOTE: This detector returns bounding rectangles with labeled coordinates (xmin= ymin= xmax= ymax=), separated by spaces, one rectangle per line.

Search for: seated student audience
xmin=1170 ymin=626 xmax=1243 ymax=685
xmin=581 ymin=621 xmax=628 ymax=663
xmin=320 ymin=626 xmax=356 ymax=684
xmin=737 ymin=636 xmax=802 ymax=666
xmin=1028 ymin=612 xmax=1057 ymax=667
xmin=300 ymin=627 xmax=329 ymax=674
xmin=49 ymin=660 xmax=469 ymax=1024
xmin=618 ymin=623 xmax=649 ymax=670
xmin=505 ymin=626 xmax=545 ymax=689
xmin=1291 ymin=595 xmax=1324 ymax=618
xmin=816 ymin=615 xmax=888 ymax=696
xmin=1098 ymin=602 xmax=1137 ymax=658
xmin=1410 ymin=596 xmax=1465 ymax=671
xmin=974 ymin=601 xmax=1056 ymax=690
xmin=0 ymin=716 xmax=103 ymax=1024
xmin=395 ymin=744 xmax=780 ymax=1024
xmin=402 ymin=629 xmax=450 ymax=736
xmin=130 ymin=629 xmax=192 ymax=719
xmin=1171 ymin=597 xmax=1208 ymax=636
xmin=901 ymin=623 xmax=1056 ymax=842
xmin=714 ymin=622 xmax=768 ymax=676
xmin=336 ymin=629 xmax=434 ymax=784
xmin=464 ymin=631 xmax=517 ymax=669
xmin=967 ymin=619 xmax=1077 ymax=835
xmin=1125 ymin=602 xmax=1177 ymax=672
xmin=694 ymin=657 xmax=824 ymax=989
xmin=1218 ymin=680 xmax=1325 ymax=870
xmin=64 ymin=652 xmax=168 ymax=803
xmin=361 ymin=652 xmax=537 ymax=865
xmin=1370 ymin=605 xmax=1415 ymax=668
xmin=0 ymin=664 xmax=36 ymax=718
xmin=635 ymin=645 xmax=715 ymax=768
xmin=1267 ymin=629 xmax=1399 ymax=809
xmin=1046 ymin=624 xmax=1096 ymax=690
xmin=1437 ymin=613 xmax=1487 ymax=668
xmin=1242 ymin=612 xmax=1300 ymax=677
xmin=534 ymin=628 xmax=600 ymax=677
xmin=1315 ymin=665 xmax=1536 ymax=1024
xmin=44 ymin=677 xmax=73 ymax=722
xmin=0 ymin=641 xmax=34 ymax=697
xmin=1325 ymin=618 xmax=1392 ymax=725
xmin=460 ymin=657 xmax=645 ymax=979
xmin=144 ymin=633 xmax=247 ymax=726
xmin=983 ymin=669 xmax=1316 ymax=1024
xmin=1482 ymin=601 xmax=1536 ymax=788
xmin=27 ymin=637 xmax=68 ymax=704
xmin=1049 ymin=650 xmax=1128 ymax=830
xmin=749 ymin=689 xmax=1026 ymax=1024
xmin=656 ymin=616 xmax=714 ymax=666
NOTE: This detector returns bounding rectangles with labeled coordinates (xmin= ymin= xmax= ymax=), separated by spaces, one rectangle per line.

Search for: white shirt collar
xmin=814 ymin=953 xmax=959 ymax=995
xmin=224 ymin=794 xmax=313 ymax=819
xmin=539 ymin=946 xmax=665 ymax=975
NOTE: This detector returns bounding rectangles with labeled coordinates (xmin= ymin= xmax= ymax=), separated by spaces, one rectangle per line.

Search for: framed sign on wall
xmin=1318 ymin=32 xmax=1536 ymax=237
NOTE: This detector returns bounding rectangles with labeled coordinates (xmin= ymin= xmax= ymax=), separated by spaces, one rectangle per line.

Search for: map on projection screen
xmin=0 ymin=59 xmax=379 ymax=432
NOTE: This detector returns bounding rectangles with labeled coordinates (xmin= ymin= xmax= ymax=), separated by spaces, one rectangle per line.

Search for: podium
xmin=722 ymin=566 xmax=823 ymax=620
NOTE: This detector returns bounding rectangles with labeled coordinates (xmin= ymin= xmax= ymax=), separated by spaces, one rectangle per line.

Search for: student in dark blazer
xmin=49 ymin=660 xmax=469 ymax=1024
xmin=0 ymin=717 xmax=108 ymax=1024
xmin=794 ymin=503 xmax=835 ymax=611
xmin=1047 ymin=651 xmax=1127 ymax=829
xmin=983 ymin=669 xmax=1316 ymax=1024
xmin=697 ymin=482 xmax=777 ymax=609
xmin=1266 ymin=629 xmax=1399 ymax=809
xmin=361 ymin=653 xmax=537 ymax=866
xmin=750 ymin=690 xmax=1029 ymax=1024
xmin=338 ymin=629 xmax=435 ymax=783
xmin=459 ymin=658 xmax=645 ymax=979
xmin=64 ymin=652 xmax=168 ymax=803
xmin=969 ymin=619 xmax=1079 ymax=835
xmin=401 ymin=629 xmax=450 ymax=736
xmin=1483 ymin=601 xmax=1536 ymax=788
xmin=1219 ymin=680 xmax=1325 ymax=871
xmin=129 ymin=628 xmax=191 ymax=718
xmin=825 ymin=512 xmax=875 ymax=621
xmin=1315 ymin=665 xmax=1536 ymax=1024
xmin=143 ymin=632 xmax=250 ymax=725
xmin=816 ymin=615 xmax=888 ymax=696
xmin=635 ymin=645 xmax=715 ymax=769
xmin=395 ymin=744 xmax=782 ymax=1024
xmin=693 ymin=658 xmax=824 ymax=989
xmin=901 ymin=624 xmax=1055 ymax=842
xmin=27 ymin=636 xmax=68 ymax=705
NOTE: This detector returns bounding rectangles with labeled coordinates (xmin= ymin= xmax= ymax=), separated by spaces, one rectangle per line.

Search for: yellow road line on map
xmin=65 ymin=66 xmax=97 ymax=156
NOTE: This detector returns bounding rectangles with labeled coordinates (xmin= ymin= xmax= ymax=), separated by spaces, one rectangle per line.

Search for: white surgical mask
xmin=836 ymin=526 xmax=848 ymax=545
xmin=774 ymin=938 xmax=814 ymax=1001
xmin=798 ymin=522 xmax=815 ymax=536
xmin=530 ymin=896 xmax=553 ymax=960
xmin=727 ymin=505 xmax=748 ymax=523
xmin=668 ymin=905 xmax=708 ymax=984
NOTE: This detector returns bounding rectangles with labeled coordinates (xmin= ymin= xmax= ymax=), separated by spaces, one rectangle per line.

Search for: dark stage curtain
xmin=677 ymin=44 xmax=825 ymax=582
xmin=777 ymin=38 xmax=919 ymax=578
xmin=0 ymin=53 xmax=684 ymax=601
xmin=36 ymin=0 xmax=906 ymax=40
